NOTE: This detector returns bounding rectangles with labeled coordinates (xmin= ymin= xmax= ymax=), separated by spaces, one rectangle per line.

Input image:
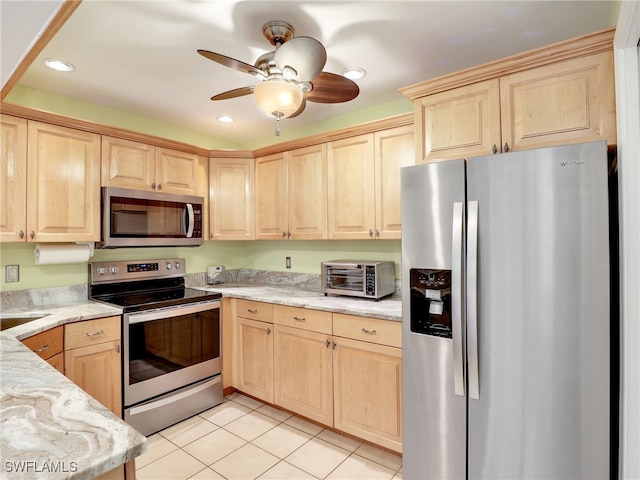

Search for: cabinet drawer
xmin=65 ymin=316 xmax=120 ymax=349
xmin=236 ymin=299 xmax=273 ymax=322
xmin=273 ymin=305 xmax=332 ymax=334
xmin=21 ymin=326 xmax=63 ymax=360
xmin=333 ymin=313 xmax=401 ymax=348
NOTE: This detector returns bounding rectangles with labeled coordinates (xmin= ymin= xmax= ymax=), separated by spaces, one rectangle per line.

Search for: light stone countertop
xmin=0 ymin=300 xmax=147 ymax=480
xmin=190 ymin=283 xmax=402 ymax=321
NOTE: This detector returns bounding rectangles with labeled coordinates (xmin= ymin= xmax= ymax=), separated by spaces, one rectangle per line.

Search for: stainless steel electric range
xmin=89 ymin=258 xmax=223 ymax=436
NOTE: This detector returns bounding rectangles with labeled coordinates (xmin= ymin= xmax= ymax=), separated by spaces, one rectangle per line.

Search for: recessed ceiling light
xmin=43 ymin=58 xmax=75 ymax=72
xmin=342 ymin=67 xmax=366 ymax=80
xmin=217 ymin=115 xmax=235 ymax=123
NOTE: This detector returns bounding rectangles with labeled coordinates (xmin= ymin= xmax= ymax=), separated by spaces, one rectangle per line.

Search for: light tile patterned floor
xmin=135 ymin=393 xmax=403 ymax=480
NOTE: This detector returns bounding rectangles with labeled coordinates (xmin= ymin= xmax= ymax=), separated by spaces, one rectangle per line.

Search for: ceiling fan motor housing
xmin=263 ymin=20 xmax=295 ymax=46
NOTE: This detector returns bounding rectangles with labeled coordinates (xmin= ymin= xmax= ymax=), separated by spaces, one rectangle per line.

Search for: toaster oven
xmin=322 ymin=261 xmax=396 ymax=299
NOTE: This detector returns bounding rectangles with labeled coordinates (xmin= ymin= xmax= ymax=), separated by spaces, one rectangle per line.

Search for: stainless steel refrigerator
xmin=401 ymin=141 xmax=613 ymax=479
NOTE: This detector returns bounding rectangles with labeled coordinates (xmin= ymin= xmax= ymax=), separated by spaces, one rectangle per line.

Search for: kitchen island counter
xmin=0 ymin=300 xmax=146 ymax=480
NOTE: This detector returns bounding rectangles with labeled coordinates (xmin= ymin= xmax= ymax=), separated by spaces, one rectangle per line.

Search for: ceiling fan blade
xmin=198 ymin=49 xmax=267 ymax=78
xmin=306 ymin=72 xmax=359 ymax=103
xmin=210 ymin=86 xmax=254 ymax=101
xmin=288 ymin=99 xmax=307 ymax=118
xmin=274 ymin=36 xmax=327 ymax=82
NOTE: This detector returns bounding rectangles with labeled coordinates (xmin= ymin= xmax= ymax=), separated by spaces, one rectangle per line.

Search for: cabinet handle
xmin=19 ymin=230 xmax=24 ymax=239
xmin=287 ymin=232 xmax=291 ymax=239
xmin=326 ymin=339 xmax=331 ymax=348
xmin=116 ymin=344 xmax=121 ymax=353
xmin=86 ymin=330 xmax=104 ymax=337
xmin=375 ymin=229 xmax=380 ymax=238
xmin=282 ymin=231 xmax=287 ymax=238
xmin=369 ymin=228 xmax=373 ymax=238
xmin=293 ymin=316 xmax=305 ymax=322
xmin=157 ymin=183 xmax=162 ymax=191
xmin=504 ymin=142 xmax=510 ymax=152
xmin=30 ymin=231 xmax=35 ymax=239
xmin=151 ymin=182 xmax=156 ymax=190
xmin=492 ymin=144 xmax=498 ymax=154
xmin=247 ymin=309 xmax=257 ymax=314
xmin=267 ymin=327 xmax=271 ymax=335
xmin=35 ymin=344 xmax=50 ymax=353
xmin=332 ymin=341 xmax=337 ymax=350
xmin=361 ymin=328 xmax=377 ymax=335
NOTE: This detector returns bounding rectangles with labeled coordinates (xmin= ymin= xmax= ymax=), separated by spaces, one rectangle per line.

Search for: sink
xmin=0 ymin=315 xmax=48 ymax=331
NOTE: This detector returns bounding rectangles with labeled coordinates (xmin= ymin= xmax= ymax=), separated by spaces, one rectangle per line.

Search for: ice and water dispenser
xmin=409 ymin=269 xmax=452 ymax=338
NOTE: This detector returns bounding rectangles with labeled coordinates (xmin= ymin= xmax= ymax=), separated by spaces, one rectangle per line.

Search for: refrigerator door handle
xmin=452 ymin=202 xmax=465 ymax=397
xmin=467 ymin=200 xmax=480 ymax=400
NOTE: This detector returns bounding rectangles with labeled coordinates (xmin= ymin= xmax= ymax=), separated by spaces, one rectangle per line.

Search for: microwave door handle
xmin=185 ymin=204 xmax=195 ymax=238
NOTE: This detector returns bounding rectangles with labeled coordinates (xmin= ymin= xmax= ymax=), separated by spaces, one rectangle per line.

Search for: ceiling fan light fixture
xmin=253 ymin=80 xmax=303 ymax=119
xmin=342 ymin=67 xmax=366 ymax=80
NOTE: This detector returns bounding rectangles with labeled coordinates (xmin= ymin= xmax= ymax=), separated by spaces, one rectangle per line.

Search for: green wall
xmin=0 ymin=240 xmax=401 ymax=292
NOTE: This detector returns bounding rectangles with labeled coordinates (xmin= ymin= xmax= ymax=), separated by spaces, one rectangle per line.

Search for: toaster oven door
xmin=325 ymin=264 xmax=365 ymax=292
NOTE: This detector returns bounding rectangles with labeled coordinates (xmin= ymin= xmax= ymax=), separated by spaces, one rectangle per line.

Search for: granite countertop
xmin=0 ymin=300 xmax=146 ymax=480
xmin=191 ymin=283 xmax=402 ymax=322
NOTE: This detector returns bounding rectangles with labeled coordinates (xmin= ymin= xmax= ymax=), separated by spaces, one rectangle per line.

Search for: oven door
xmin=123 ymin=299 xmax=221 ymax=407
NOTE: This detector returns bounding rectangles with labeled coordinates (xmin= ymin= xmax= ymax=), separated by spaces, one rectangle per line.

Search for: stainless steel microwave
xmin=99 ymin=187 xmax=204 ymax=248
xmin=322 ymin=260 xmax=396 ymax=299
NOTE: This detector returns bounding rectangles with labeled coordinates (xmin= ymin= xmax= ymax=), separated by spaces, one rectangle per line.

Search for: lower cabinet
xmin=233 ymin=302 xmax=402 ymax=453
xmin=273 ymin=305 xmax=333 ymax=426
xmin=64 ymin=316 xmax=122 ymax=417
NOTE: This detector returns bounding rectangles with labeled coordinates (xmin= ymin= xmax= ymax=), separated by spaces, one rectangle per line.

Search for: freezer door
xmin=401 ymin=160 xmax=467 ymax=480
xmin=466 ymin=141 xmax=611 ymax=479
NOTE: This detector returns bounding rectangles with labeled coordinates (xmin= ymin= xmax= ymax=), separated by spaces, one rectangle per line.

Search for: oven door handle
xmin=126 ymin=300 xmax=220 ymax=324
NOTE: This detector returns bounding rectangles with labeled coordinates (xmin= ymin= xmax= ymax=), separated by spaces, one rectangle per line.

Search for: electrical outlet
xmin=5 ymin=265 xmax=20 ymax=283
xmin=286 ymin=256 xmax=291 ymax=269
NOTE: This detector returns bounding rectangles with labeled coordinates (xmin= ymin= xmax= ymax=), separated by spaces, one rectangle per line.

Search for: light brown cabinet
xmin=21 ymin=325 xmax=64 ymax=374
xmin=332 ymin=313 xmax=402 ymax=453
xmin=102 ymin=136 xmax=206 ymax=196
xmin=404 ymin=31 xmax=616 ymax=163
xmin=1 ymin=119 xmax=101 ymax=242
xmin=255 ymin=144 xmax=327 ymax=240
xmin=209 ymin=156 xmax=255 ymax=240
xmin=0 ymin=114 xmax=28 ymax=242
xmin=235 ymin=300 xmax=274 ymax=402
xmin=328 ymin=126 xmax=414 ymax=239
xmin=64 ymin=316 xmax=122 ymax=417
xmin=273 ymin=305 xmax=333 ymax=425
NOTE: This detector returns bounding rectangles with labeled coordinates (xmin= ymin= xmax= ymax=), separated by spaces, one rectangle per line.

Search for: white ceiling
xmin=11 ymin=1 xmax=618 ymax=145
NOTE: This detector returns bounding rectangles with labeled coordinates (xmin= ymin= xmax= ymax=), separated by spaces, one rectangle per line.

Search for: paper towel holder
xmin=75 ymin=242 xmax=95 ymax=257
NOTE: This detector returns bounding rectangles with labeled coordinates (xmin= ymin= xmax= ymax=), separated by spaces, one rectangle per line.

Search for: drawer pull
xmin=293 ymin=316 xmax=306 ymax=322
xmin=361 ymin=328 xmax=377 ymax=335
xmin=247 ymin=309 xmax=258 ymax=314
xmin=35 ymin=344 xmax=50 ymax=353
xmin=86 ymin=330 xmax=104 ymax=337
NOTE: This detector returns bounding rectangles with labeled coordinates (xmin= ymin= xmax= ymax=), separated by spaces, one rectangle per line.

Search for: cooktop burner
xmin=89 ymin=258 xmax=221 ymax=312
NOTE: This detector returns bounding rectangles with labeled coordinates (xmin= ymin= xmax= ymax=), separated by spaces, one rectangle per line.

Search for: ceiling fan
xmin=197 ymin=20 xmax=360 ymax=134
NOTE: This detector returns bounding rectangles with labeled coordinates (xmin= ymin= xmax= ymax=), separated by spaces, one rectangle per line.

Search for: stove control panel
xmin=90 ymin=258 xmax=186 ymax=283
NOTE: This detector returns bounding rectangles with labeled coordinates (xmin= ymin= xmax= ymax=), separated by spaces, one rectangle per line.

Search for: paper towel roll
xmin=34 ymin=243 xmax=92 ymax=265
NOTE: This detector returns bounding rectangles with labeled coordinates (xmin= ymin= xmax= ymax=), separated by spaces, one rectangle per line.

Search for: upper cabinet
xmin=328 ymin=125 xmax=414 ymax=240
xmin=255 ymin=143 xmax=327 ymax=240
xmin=0 ymin=119 xmax=100 ymax=243
xmin=209 ymin=155 xmax=255 ymax=240
xmin=102 ymin=136 xmax=204 ymax=196
xmin=402 ymin=28 xmax=616 ymax=163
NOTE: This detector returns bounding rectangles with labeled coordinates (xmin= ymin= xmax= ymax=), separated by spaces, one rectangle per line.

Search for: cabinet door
xmin=416 ymin=79 xmax=501 ymax=163
xmin=27 ymin=121 xmax=101 ymax=242
xmin=374 ymin=125 xmax=415 ymax=239
xmin=155 ymin=147 xmax=200 ymax=195
xmin=236 ymin=317 xmax=274 ymax=402
xmin=327 ymin=134 xmax=376 ymax=239
xmin=333 ymin=337 xmax=402 ymax=453
xmin=500 ymin=51 xmax=616 ymax=151
xmin=0 ymin=114 xmax=27 ymax=242
xmin=65 ymin=339 xmax=122 ymax=416
xmin=101 ymin=136 xmax=155 ymax=190
xmin=274 ymin=325 xmax=333 ymax=425
xmin=288 ymin=144 xmax=327 ymax=239
xmin=210 ymin=157 xmax=255 ymax=240
xmin=255 ymin=153 xmax=288 ymax=240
